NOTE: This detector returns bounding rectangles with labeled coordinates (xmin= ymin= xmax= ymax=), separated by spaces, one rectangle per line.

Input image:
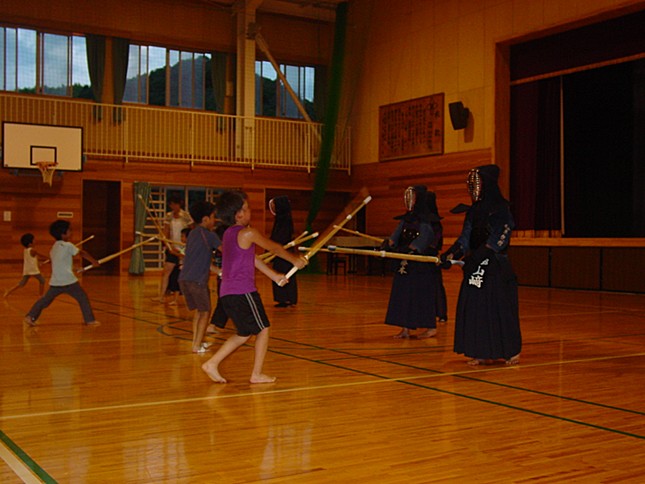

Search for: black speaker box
xmin=448 ymin=101 xmax=469 ymax=130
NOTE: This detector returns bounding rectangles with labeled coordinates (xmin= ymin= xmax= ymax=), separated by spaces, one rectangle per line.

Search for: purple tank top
xmin=220 ymin=225 xmax=257 ymax=296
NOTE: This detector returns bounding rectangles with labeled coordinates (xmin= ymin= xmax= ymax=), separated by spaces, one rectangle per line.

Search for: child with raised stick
xmin=4 ymin=233 xmax=47 ymax=298
xmin=202 ymin=190 xmax=307 ymax=384
xmin=178 ymin=201 xmax=221 ymax=353
xmin=23 ymin=220 xmax=100 ymax=326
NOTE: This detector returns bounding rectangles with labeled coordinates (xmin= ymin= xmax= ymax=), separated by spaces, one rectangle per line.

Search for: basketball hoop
xmin=36 ymin=161 xmax=58 ymax=186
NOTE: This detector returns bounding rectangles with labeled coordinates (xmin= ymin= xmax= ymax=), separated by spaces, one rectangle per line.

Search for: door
xmin=82 ymin=180 xmax=121 ymax=275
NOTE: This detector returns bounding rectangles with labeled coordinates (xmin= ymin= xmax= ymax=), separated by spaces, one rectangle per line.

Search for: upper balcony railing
xmin=0 ymin=93 xmax=351 ymax=173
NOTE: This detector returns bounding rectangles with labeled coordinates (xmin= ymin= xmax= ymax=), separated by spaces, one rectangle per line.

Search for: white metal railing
xmin=0 ymin=93 xmax=351 ymax=172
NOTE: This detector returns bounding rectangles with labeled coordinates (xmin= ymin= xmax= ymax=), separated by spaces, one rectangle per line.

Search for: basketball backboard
xmin=2 ymin=122 xmax=83 ymax=172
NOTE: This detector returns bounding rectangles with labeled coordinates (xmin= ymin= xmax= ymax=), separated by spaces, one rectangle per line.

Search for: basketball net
xmin=36 ymin=161 xmax=58 ymax=186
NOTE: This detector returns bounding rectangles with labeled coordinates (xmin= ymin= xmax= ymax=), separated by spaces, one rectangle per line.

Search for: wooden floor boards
xmin=2 ymin=270 xmax=645 ymax=482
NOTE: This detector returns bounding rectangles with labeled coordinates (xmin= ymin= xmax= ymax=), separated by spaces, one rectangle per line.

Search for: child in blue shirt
xmin=178 ymin=201 xmax=221 ymax=353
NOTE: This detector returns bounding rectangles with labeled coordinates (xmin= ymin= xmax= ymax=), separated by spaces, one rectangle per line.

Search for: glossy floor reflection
xmin=2 ymin=271 xmax=645 ymax=482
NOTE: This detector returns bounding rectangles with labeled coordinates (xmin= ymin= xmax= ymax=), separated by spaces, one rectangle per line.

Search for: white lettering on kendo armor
xmin=468 ymin=258 xmax=489 ymax=288
xmin=497 ymin=224 xmax=511 ymax=247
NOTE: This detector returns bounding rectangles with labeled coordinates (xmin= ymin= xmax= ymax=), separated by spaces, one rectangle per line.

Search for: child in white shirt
xmin=4 ymin=233 xmax=47 ymax=298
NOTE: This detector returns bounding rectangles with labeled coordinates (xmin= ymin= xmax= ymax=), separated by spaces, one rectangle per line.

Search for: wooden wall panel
xmin=5 ymin=155 xmax=644 ymax=293
xmin=602 ymin=248 xmax=645 ymax=293
xmin=508 ymin=246 xmax=550 ymax=287
xmin=0 ymin=168 xmax=83 ymax=274
xmin=353 ymin=149 xmax=492 ymax=240
xmin=551 ymin=247 xmax=601 ymax=290
xmin=0 ymin=159 xmax=353 ymax=274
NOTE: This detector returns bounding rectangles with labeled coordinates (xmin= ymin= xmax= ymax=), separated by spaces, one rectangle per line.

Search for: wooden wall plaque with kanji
xmin=379 ymin=93 xmax=444 ymax=161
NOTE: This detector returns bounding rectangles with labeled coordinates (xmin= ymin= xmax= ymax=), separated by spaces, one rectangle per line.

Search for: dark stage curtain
xmin=510 ymin=77 xmax=561 ymax=231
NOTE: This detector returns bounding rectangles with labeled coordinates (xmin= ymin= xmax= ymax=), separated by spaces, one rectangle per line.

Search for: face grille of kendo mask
xmin=404 ymin=186 xmax=416 ymax=211
xmin=466 ymin=169 xmax=482 ymax=202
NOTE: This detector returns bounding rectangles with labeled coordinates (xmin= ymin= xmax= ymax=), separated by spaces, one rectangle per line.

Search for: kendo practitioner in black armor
xmin=269 ymin=196 xmax=298 ymax=307
xmin=383 ymin=186 xmax=443 ymax=339
xmin=440 ymin=165 xmax=521 ymax=365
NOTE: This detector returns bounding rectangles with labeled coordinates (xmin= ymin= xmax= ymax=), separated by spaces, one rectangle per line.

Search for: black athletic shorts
xmin=220 ymin=292 xmax=270 ymax=337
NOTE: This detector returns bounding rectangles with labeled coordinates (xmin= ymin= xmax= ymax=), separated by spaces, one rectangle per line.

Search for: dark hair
xmin=168 ymin=194 xmax=184 ymax=207
xmin=216 ymin=190 xmax=247 ymax=226
xmin=189 ymin=201 xmax=215 ymax=225
xmin=181 ymin=227 xmax=192 ymax=236
xmin=20 ymin=233 xmax=34 ymax=247
xmin=49 ymin=220 xmax=71 ymax=240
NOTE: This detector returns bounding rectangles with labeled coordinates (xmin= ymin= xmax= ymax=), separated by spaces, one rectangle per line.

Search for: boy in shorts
xmin=23 ymin=220 xmax=100 ymax=326
xmin=202 ymin=190 xmax=307 ymax=384
xmin=178 ymin=201 xmax=220 ymax=353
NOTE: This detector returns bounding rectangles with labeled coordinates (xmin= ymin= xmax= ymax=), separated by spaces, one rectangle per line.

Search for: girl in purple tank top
xmin=202 ymin=191 xmax=307 ymax=384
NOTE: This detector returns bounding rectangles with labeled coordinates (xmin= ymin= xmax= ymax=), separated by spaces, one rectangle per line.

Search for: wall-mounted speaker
xmin=448 ymin=101 xmax=469 ymax=130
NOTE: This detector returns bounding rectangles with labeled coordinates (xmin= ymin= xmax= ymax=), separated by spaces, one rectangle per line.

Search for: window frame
xmin=124 ymin=42 xmax=211 ymax=110
xmin=0 ymin=23 xmax=90 ymax=98
xmin=255 ymin=59 xmax=316 ymax=119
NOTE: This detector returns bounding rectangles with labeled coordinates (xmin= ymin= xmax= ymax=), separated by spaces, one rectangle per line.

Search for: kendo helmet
xmin=466 ymin=165 xmax=500 ymax=203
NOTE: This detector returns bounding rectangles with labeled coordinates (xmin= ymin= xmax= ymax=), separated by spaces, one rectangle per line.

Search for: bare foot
xmin=468 ymin=358 xmax=495 ymax=366
xmin=202 ymin=363 xmax=227 ymax=383
xmin=151 ymin=296 xmax=165 ymax=303
xmin=206 ymin=324 xmax=220 ymax=334
xmin=250 ymin=373 xmax=276 ymax=384
xmin=23 ymin=316 xmax=37 ymax=326
xmin=418 ymin=329 xmax=437 ymax=339
xmin=85 ymin=320 xmax=101 ymax=327
xmin=393 ymin=329 xmax=410 ymax=339
xmin=506 ymin=354 xmax=520 ymax=365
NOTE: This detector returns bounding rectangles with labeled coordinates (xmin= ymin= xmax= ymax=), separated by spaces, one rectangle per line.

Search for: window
xmin=124 ymin=44 xmax=214 ymax=109
xmin=124 ymin=44 xmax=163 ymax=105
xmin=143 ymin=185 xmax=225 ymax=269
xmin=255 ymin=60 xmax=316 ymax=119
xmin=0 ymin=25 xmax=91 ymax=98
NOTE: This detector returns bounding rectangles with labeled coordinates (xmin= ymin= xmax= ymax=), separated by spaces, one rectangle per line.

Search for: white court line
xmin=0 ymin=439 xmax=43 ymax=484
xmin=3 ymin=351 xmax=645 ymax=422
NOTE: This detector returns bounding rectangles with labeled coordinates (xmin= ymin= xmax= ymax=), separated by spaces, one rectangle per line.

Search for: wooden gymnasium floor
xmin=2 ymin=268 xmax=645 ymax=483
